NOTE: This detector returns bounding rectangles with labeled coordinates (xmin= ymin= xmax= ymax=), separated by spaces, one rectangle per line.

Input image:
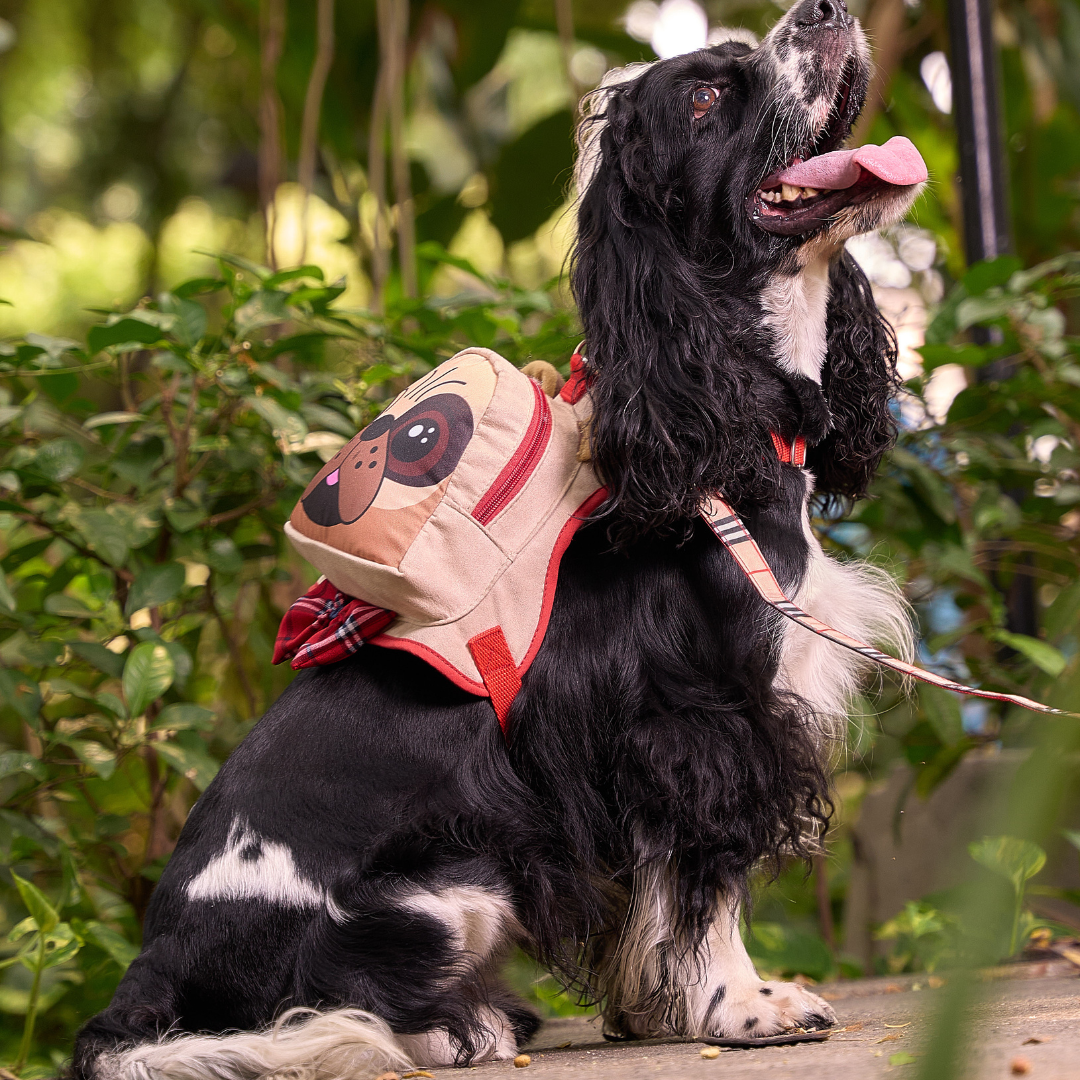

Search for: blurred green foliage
xmin=0 ymin=0 xmax=1078 ymax=1071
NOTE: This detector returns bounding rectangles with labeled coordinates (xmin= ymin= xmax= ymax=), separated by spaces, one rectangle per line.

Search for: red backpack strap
xmin=468 ymin=626 xmax=522 ymax=739
xmin=560 ymin=344 xmax=591 ymax=405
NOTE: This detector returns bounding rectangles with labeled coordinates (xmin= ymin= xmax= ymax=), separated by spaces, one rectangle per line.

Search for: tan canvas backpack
xmin=283 ymin=347 xmax=603 ymax=729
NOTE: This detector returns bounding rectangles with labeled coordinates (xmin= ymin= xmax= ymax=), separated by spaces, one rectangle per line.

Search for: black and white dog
xmin=74 ymin=2 xmax=919 ymax=1075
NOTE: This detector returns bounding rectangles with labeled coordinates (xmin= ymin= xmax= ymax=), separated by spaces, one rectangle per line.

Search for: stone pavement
xmin=429 ymin=962 xmax=1080 ymax=1080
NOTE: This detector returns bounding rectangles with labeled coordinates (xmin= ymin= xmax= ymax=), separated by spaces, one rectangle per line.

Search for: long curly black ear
xmin=806 ymin=251 xmax=901 ymax=499
xmin=571 ymin=83 xmax=780 ymax=545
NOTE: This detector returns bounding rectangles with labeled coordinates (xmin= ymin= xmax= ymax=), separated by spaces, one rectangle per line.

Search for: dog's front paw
xmin=710 ymin=979 xmax=836 ymax=1039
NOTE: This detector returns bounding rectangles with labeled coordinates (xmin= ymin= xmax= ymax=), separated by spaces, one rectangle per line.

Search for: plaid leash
xmin=699 ymin=493 xmax=1077 ymax=718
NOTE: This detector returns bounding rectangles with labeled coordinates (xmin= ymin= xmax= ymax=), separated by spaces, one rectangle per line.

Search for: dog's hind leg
xmin=297 ymin=872 xmax=539 ymax=1067
xmin=683 ymin=896 xmax=836 ymax=1040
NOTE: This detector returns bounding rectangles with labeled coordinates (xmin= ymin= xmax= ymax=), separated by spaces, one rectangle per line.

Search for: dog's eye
xmin=692 ymin=86 xmax=719 ymax=118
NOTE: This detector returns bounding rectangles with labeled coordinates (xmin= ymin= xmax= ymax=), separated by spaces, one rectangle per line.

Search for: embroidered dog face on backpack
xmin=290 ymin=355 xmax=498 ymax=566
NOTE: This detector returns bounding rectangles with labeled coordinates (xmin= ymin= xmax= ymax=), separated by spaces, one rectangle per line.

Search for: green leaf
xmin=264 ymin=265 xmax=325 ymax=287
xmin=123 ymin=641 xmax=175 ymax=717
xmin=65 ymin=507 xmax=130 ymax=566
xmin=916 ymin=343 xmax=988 ymax=372
xmin=125 ymin=562 xmax=185 ymax=616
xmin=61 ymin=738 xmax=117 ymax=779
xmin=87 ymin=318 xmax=168 ymax=354
xmin=43 ymin=593 xmax=97 ymax=618
xmin=919 ymin=684 xmax=963 ymax=745
xmin=890 ymin=449 xmax=957 ymax=524
xmin=83 ymin=411 xmax=144 ymax=430
xmin=163 ymin=496 xmax=204 ymax=533
xmin=33 ymin=438 xmax=84 ymax=482
xmin=1063 ymin=829 xmax=1080 ymax=853
xmin=38 ymin=922 xmax=82 ymax=969
xmin=172 ymin=277 xmax=225 ymax=299
xmin=992 ymin=632 xmax=1068 ymax=676
xmin=234 ymin=290 xmax=289 ymax=333
xmin=154 ymin=732 xmax=219 ymax=791
xmin=68 ymin=641 xmax=126 ymax=678
xmin=889 ymin=1052 xmax=917 ymax=1066
xmin=159 ymin=296 xmax=207 ymax=348
xmin=24 ymin=332 xmax=80 ymax=361
xmin=0 ymin=751 xmax=47 ymax=783
xmin=7 ymin=917 xmax=37 ymax=943
xmin=84 ymin=920 xmax=138 ymax=971
xmin=0 ymin=571 xmax=16 ymax=613
xmin=962 ymin=255 xmax=1022 ymax=295
xmin=0 ymin=537 xmax=52 ymax=571
xmin=150 ymin=703 xmax=215 ymax=732
xmin=969 ymin=836 xmax=1047 ymax=893
xmin=11 ymin=872 xmax=59 ymax=933
xmin=244 ymin=395 xmax=307 ymax=448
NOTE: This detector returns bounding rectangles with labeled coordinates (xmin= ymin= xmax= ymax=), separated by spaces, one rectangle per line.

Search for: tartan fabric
xmin=273 ymin=578 xmax=396 ymax=671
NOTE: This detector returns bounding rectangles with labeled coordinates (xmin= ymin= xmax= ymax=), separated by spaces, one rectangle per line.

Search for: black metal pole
xmin=947 ymin=0 xmax=1011 ymax=262
xmin=947 ymin=0 xmax=1037 ymax=639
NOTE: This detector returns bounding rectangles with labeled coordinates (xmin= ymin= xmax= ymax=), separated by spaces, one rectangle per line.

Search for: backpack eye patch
xmin=300 ymin=394 xmax=475 ymax=527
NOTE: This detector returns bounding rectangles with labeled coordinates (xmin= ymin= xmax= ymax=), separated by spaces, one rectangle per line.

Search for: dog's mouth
xmin=747 ymin=62 xmax=927 ymax=237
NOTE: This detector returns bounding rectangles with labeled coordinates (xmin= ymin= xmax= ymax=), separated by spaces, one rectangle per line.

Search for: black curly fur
xmin=806 ymin=251 xmax=901 ymax=498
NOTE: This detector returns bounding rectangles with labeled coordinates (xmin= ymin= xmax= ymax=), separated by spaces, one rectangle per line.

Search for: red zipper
xmin=473 ymin=379 xmax=552 ymax=526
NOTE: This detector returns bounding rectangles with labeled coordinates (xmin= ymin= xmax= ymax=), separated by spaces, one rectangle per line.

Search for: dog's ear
xmin=806 ymin=250 xmax=900 ymax=500
xmin=571 ymin=86 xmax=780 ymax=544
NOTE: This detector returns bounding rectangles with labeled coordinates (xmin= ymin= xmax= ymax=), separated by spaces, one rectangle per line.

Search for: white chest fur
xmin=760 ymin=256 xmax=831 ymax=384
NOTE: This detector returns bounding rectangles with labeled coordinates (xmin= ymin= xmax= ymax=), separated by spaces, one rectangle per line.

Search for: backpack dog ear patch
xmin=290 ymin=354 xmax=498 ymax=568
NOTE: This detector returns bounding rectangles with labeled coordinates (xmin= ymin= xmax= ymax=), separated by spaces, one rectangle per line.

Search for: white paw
xmin=709 ymin=979 xmax=836 ymax=1039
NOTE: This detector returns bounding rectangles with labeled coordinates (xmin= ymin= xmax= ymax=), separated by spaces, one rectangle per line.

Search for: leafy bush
xmin=0 ymin=248 xmax=576 ymax=1072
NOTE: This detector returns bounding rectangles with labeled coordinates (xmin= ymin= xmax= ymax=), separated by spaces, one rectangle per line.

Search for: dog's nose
xmin=795 ymin=0 xmax=854 ymax=30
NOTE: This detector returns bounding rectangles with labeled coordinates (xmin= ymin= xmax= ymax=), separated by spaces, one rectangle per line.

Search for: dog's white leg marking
xmin=96 ymin=1008 xmax=410 ymax=1080
xmin=775 ymin=475 xmax=914 ymax=736
xmin=687 ymin=899 xmax=837 ymax=1038
xmin=398 ymin=885 xmax=521 ymax=963
xmin=397 ymin=1006 xmax=519 ymax=1067
xmin=600 ymin=860 xmax=684 ymax=1037
xmin=760 ymin=254 xmax=831 ymax=384
xmin=395 ymin=887 xmax=522 ymax=1065
xmin=186 ymin=818 xmax=332 ymax=910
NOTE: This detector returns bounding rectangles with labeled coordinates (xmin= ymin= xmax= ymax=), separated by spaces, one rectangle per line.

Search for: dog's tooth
xmin=781 ymin=184 xmax=799 ymax=203
xmin=803 ymin=187 xmax=819 ymax=198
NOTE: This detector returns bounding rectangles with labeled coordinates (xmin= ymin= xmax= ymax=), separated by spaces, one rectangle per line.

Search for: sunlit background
xmin=3 ymin=0 xmax=1077 ymax=428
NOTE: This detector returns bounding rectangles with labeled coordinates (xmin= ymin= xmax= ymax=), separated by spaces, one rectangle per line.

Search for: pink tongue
xmin=776 ymin=136 xmax=927 ymax=190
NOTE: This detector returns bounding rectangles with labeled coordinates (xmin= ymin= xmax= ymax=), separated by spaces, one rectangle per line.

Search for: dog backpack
xmin=279 ymin=347 xmax=604 ymax=730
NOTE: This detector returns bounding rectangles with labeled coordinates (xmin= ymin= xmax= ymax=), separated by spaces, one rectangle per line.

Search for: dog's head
xmin=572 ymin=0 xmax=921 ymax=538
xmin=577 ymin=0 xmax=924 ymax=268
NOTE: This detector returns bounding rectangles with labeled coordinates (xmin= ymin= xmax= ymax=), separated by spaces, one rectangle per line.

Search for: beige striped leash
xmin=699 ymin=494 xmax=1077 ymax=718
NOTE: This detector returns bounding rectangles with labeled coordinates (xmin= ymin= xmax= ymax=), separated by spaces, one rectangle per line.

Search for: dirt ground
xmin=428 ymin=962 xmax=1080 ymax=1080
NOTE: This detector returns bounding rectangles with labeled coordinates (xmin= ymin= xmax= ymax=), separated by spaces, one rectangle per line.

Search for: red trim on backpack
xmin=468 ymin=627 xmax=522 ymax=736
xmin=517 ymin=485 xmax=608 ymax=677
xmin=473 ymin=379 xmax=552 ymax=525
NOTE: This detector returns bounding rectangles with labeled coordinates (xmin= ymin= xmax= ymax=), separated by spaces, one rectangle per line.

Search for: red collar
xmin=770 ymin=431 xmax=806 ymax=467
